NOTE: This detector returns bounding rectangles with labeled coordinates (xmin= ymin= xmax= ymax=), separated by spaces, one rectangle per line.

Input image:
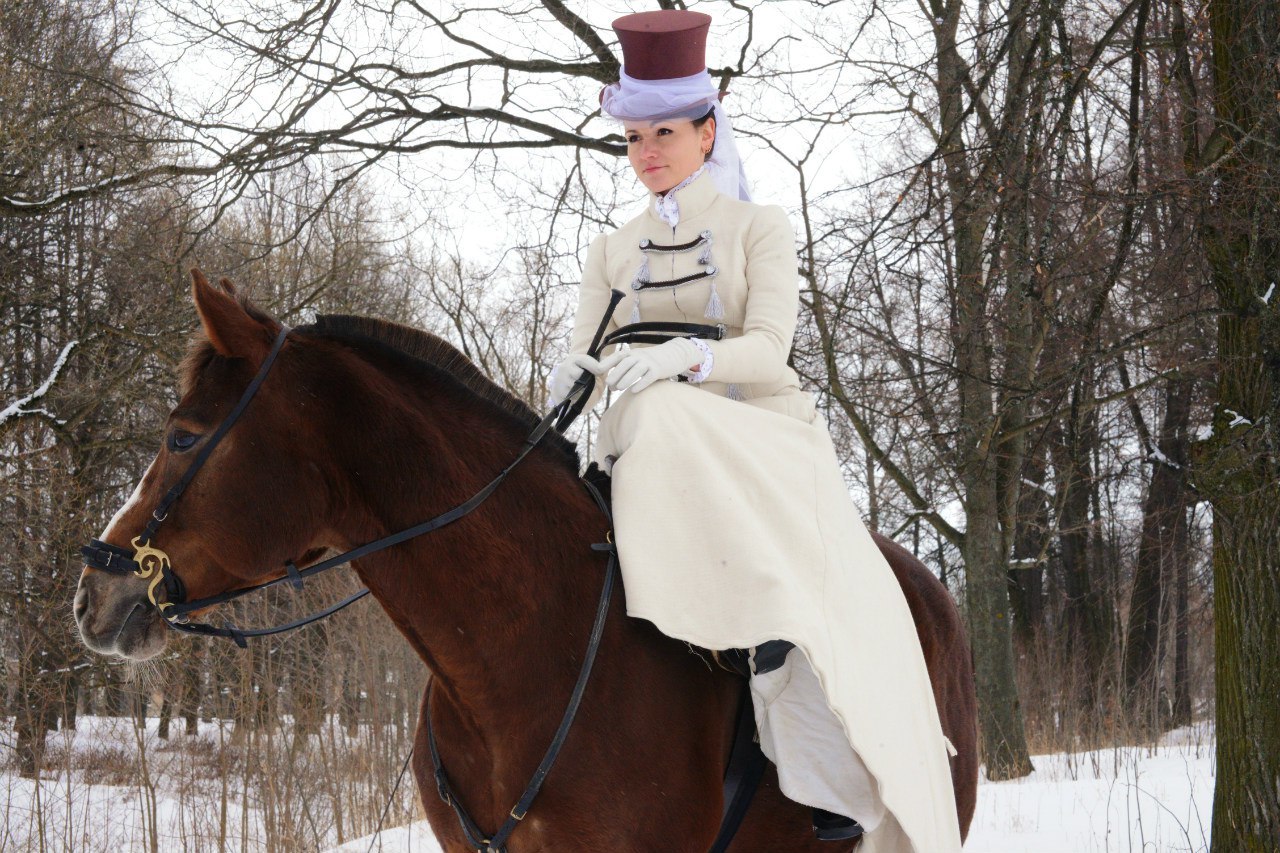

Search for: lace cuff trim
xmin=682 ymin=337 xmax=714 ymax=384
xmin=547 ymin=361 xmax=564 ymax=406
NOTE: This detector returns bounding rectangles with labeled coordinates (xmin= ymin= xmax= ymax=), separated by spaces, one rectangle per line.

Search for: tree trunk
xmin=1198 ymin=0 xmax=1280 ymax=843
xmin=1171 ymin=531 xmax=1191 ymax=727
xmin=178 ymin=651 xmax=202 ymax=735
xmin=341 ymin=668 xmax=360 ymax=737
xmin=131 ymin=687 xmax=146 ymax=730
xmin=1122 ymin=377 xmax=1192 ymax=731
xmin=932 ymin=0 xmax=1034 ymax=780
xmin=1207 ymin=497 xmax=1280 ymax=847
xmin=1008 ymin=452 xmax=1049 ymax=645
xmin=158 ymin=694 xmax=172 ymax=740
xmin=15 ymin=668 xmax=52 ymax=779
xmin=1051 ymin=383 xmax=1113 ymax=724
xmin=61 ymin=671 xmax=78 ymax=732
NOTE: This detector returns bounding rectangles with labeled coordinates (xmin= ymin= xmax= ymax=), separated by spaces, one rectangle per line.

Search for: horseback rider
xmin=547 ymin=10 xmax=963 ymax=851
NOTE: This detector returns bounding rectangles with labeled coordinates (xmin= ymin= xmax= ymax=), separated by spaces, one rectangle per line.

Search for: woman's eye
xmin=657 ymin=127 xmax=672 ymax=135
xmin=627 ymin=135 xmax=639 ymax=144
xmin=168 ymin=430 xmax=199 ymax=452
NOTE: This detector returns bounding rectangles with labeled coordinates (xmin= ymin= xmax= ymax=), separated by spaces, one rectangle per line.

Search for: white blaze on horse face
xmin=101 ymin=457 xmax=159 ymax=541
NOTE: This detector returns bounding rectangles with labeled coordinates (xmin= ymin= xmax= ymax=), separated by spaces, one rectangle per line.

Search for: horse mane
xmin=299 ymin=314 xmax=582 ymax=474
xmin=179 ymin=299 xmax=582 ymax=475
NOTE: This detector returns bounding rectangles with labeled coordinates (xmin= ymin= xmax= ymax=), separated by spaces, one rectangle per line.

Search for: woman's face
xmin=625 ymin=116 xmax=716 ymax=195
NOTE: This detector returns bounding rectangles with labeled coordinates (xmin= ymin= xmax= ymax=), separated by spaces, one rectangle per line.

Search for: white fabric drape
xmin=600 ymin=69 xmax=752 ymax=202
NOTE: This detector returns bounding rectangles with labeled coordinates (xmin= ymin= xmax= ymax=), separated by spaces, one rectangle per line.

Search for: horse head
xmin=74 ymin=269 xmax=338 ymax=659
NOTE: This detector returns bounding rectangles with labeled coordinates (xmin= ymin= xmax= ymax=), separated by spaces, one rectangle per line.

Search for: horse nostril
xmin=74 ymin=584 xmax=90 ymax=622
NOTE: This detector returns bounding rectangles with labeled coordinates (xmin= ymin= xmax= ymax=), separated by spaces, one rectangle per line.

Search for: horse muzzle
xmin=74 ymin=569 xmax=169 ymax=660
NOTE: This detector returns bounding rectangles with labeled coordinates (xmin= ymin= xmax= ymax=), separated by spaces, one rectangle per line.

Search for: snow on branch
xmin=1223 ymin=408 xmax=1253 ymax=428
xmin=0 ymin=162 xmax=223 ymax=218
xmin=0 ymin=341 xmax=78 ymax=428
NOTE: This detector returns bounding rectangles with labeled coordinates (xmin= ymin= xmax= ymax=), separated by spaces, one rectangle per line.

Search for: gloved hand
xmin=548 ymin=352 xmax=614 ymax=406
xmin=605 ymin=338 xmax=704 ymax=395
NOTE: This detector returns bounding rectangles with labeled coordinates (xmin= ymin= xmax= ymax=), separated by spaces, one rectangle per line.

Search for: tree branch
xmin=0 ymin=341 xmax=78 ymax=430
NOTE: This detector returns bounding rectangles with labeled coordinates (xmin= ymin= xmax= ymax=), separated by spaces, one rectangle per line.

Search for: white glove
xmin=604 ymin=338 xmax=704 ymax=395
xmin=548 ymin=352 xmax=613 ymax=406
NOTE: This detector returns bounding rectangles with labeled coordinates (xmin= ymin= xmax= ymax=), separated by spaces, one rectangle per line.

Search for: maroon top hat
xmin=612 ymin=10 xmax=711 ymax=80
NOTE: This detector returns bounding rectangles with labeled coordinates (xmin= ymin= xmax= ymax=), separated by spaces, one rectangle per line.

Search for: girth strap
xmin=708 ymin=685 xmax=769 ymax=853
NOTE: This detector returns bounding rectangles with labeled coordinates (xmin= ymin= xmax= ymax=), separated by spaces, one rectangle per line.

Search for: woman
xmin=547 ymin=11 xmax=963 ymax=852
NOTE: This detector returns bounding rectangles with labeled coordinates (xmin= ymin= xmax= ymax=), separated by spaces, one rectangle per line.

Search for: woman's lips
xmin=644 ymin=165 xmax=665 ymax=173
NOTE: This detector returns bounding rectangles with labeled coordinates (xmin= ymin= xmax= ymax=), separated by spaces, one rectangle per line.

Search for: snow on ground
xmin=964 ymin=721 xmax=1213 ymax=852
xmin=331 ymin=822 xmax=443 ymax=852
xmin=0 ymin=717 xmax=1213 ymax=851
xmin=0 ymin=714 xmax=416 ymax=853
xmin=336 ymin=722 xmax=1215 ymax=853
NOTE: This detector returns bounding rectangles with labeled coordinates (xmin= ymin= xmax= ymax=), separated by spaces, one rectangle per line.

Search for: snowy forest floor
xmin=0 ymin=716 xmax=1212 ymax=852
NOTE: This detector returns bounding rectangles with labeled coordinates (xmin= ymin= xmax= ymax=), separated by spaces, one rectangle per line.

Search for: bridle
xmin=78 ymin=292 xmax=748 ymax=853
xmin=81 ymin=324 xmax=293 ymax=645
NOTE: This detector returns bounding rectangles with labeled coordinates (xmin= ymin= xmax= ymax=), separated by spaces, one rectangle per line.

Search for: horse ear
xmin=218 ymin=277 xmax=238 ymax=297
xmin=191 ymin=268 xmax=274 ymax=362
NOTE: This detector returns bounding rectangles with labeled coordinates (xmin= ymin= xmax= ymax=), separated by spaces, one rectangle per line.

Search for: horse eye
xmin=168 ymin=430 xmax=199 ymax=452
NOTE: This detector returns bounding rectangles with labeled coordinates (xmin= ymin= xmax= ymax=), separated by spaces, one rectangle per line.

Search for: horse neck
xmin=327 ymin=358 xmax=606 ymax=718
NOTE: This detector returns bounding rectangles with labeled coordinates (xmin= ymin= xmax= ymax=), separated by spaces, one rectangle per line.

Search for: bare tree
xmin=1190 ymin=0 xmax=1280 ymax=842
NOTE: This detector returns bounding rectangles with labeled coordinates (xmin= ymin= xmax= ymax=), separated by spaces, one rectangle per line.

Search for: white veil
xmin=600 ymin=69 xmax=752 ymax=202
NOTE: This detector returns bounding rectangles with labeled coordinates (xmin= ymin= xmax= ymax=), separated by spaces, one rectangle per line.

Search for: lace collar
xmin=651 ymin=164 xmax=709 ymax=228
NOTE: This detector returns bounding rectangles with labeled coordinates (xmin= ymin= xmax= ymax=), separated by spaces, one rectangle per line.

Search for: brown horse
xmin=74 ymin=271 xmax=978 ymax=851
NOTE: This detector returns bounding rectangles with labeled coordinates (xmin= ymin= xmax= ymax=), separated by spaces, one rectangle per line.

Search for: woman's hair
xmin=691 ymin=107 xmax=716 ymax=159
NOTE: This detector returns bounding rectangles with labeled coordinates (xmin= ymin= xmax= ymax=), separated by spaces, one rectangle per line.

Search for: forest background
xmin=1 ymin=0 xmax=1275 ymax=849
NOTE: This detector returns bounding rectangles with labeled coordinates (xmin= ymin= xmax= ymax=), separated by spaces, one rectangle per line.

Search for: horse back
xmin=870 ymin=531 xmax=979 ymax=841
